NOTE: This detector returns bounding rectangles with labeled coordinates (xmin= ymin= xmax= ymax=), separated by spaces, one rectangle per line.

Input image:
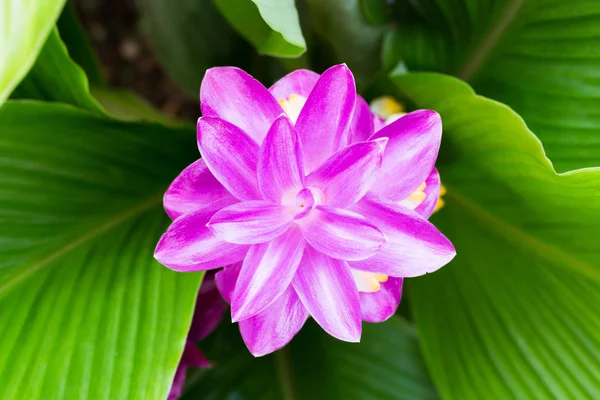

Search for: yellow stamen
xmin=400 ymin=182 xmax=427 ymax=210
xmin=350 ymin=269 xmax=389 ymax=293
xmin=370 ymin=96 xmax=405 ymax=119
xmin=278 ymin=94 xmax=307 ymax=124
xmin=433 ymin=184 xmax=447 ymax=213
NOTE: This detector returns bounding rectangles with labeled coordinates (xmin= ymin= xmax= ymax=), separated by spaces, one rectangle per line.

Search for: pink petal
xmin=208 ymin=201 xmax=294 ymax=244
xmin=350 ymin=96 xmax=375 ymax=144
xmin=369 ymin=110 xmax=442 ymax=201
xmin=258 ymin=116 xmax=304 ymax=204
xmin=155 ymin=209 xmax=249 ymax=272
xmin=306 ymin=138 xmax=387 ymax=208
xmin=292 ymin=247 xmax=361 ymax=342
xmin=349 ymin=196 xmax=455 ymax=277
xmin=295 ymin=64 xmax=357 ymax=173
xmin=168 ymin=341 xmax=210 ymax=400
xmin=188 ymin=272 xmax=227 ymax=341
xmin=197 ymin=117 xmax=261 ymax=201
xmin=415 ymin=168 xmax=442 ymax=218
xmin=239 ymin=286 xmax=309 ymax=357
xmin=373 ymin=115 xmax=386 ymax=133
xmin=269 ymin=69 xmax=320 ymax=100
xmin=232 ymin=227 xmax=305 ymax=321
xmin=297 ymin=206 xmax=386 ymax=261
xmin=164 ymin=159 xmax=237 ymax=219
xmin=200 ymin=67 xmax=281 ymax=144
xmin=359 ymin=277 xmax=403 ymax=323
xmin=215 ymin=262 xmax=242 ymax=304
xmin=181 ymin=340 xmax=210 ymax=368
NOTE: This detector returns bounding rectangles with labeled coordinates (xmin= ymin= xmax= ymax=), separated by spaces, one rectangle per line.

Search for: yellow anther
xmin=350 ymin=269 xmax=389 ymax=293
xmin=401 ymin=182 xmax=427 ymax=210
xmin=370 ymin=96 xmax=406 ymax=119
xmin=278 ymin=94 xmax=307 ymax=124
xmin=433 ymin=184 xmax=447 ymax=213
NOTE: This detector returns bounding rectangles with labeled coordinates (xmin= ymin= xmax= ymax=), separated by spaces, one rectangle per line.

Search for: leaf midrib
xmin=0 ymin=193 xmax=163 ymax=296
xmin=447 ymin=187 xmax=600 ymax=283
xmin=457 ymin=0 xmax=526 ymax=81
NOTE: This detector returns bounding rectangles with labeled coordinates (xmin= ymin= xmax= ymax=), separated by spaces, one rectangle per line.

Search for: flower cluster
xmin=155 ymin=64 xmax=455 ymax=357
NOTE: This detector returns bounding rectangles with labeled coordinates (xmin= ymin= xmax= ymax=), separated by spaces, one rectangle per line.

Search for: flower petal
xmin=239 ymin=286 xmax=309 ymax=357
xmin=164 ymin=159 xmax=236 ymax=219
xmin=208 ymin=201 xmax=293 ymax=244
xmin=292 ymin=247 xmax=361 ymax=342
xmin=350 ymin=96 xmax=375 ymax=144
xmin=306 ymin=138 xmax=386 ymax=208
xmin=373 ymin=115 xmax=386 ymax=133
xmin=232 ymin=227 xmax=305 ymax=321
xmin=155 ymin=209 xmax=249 ymax=272
xmin=197 ymin=117 xmax=261 ymax=201
xmin=369 ymin=110 xmax=442 ymax=201
xmin=295 ymin=64 xmax=357 ymax=173
xmin=349 ymin=197 xmax=455 ymax=277
xmin=188 ymin=272 xmax=227 ymax=341
xmin=359 ymin=277 xmax=403 ymax=323
xmin=168 ymin=342 xmax=210 ymax=400
xmin=297 ymin=206 xmax=386 ymax=261
xmin=258 ymin=116 xmax=304 ymax=204
xmin=415 ymin=168 xmax=441 ymax=218
xmin=200 ymin=67 xmax=281 ymax=143
xmin=269 ymin=69 xmax=320 ymax=100
xmin=215 ymin=262 xmax=242 ymax=304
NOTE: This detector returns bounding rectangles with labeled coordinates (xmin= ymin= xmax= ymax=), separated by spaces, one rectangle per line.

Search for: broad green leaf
xmin=386 ymin=0 xmax=600 ymax=172
xmin=56 ymin=3 xmax=105 ymax=86
xmin=183 ymin=317 xmax=437 ymax=400
xmin=390 ymin=72 xmax=600 ymax=399
xmin=306 ymin=0 xmax=384 ymax=87
xmin=359 ymin=0 xmax=390 ymax=26
xmin=214 ymin=0 xmax=306 ymax=58
xmin=0 ymin=0 xmax=66 ymax=106
xmin=11 ymin=29 xmax=102 ymax=113
xmin=13 ymin=26 xmax=185 ymax=126
xmin=139 ymin=0 xmax=249 ymax=96
xmin=0 ymin=101 xmax=202 ymax=399
xmin=91 ymin=87 xmax=190 ymax=126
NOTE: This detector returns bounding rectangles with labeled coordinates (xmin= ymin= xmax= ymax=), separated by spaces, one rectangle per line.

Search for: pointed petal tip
xmin=372 ymin=137 xmax=389 ymax=152
xmin=335 ymin=326 xmax=362 ymax=343
xmin=246 ymin=342 xmax=287 ymax=358
xmin=230 ymin=301 xmax=254 ymax=323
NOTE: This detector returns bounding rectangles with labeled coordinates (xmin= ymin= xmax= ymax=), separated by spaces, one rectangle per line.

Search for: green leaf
xmin=359 ymin=0 xmax=390 ymax=26
xmin=0 ymin=0 xmax=67 ymax=106
xmin=91 ymin=87 xmax=190 ymax=127
xmin=11 ymin=29 xmax=102 ymax=113
xmin=390 ymin=72 xmax=600 ymax=399
xmin=0 ymin=101 xmax=202 ymax=398
xmin=13 ymin=26 xmax=185 ymax=126
xmin=56 ymin=3 xmax=105 ymax=87
xmin=386 ymin=0 xmax=600 ymax=172
xmin=306 ymin=0 xmax=384 ymax=87
xmin=138 ymin=0 xmax=250 ymax=96
xmin=183 ymin=317 xmax=437 ymax=400
xmin=214 ymin=0 xmax=306 ymax=58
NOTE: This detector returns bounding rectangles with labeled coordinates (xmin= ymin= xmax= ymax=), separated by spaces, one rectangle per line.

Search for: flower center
xmin=294 ymin=187 xmax=317 ymax=220
xmin=350 ymin=269 xmax=388 ymax=293
xmin=278 ymin=94 xmax=307 ymax=124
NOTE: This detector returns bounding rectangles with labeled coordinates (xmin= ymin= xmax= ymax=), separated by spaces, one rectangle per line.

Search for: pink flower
xmin=155 ymin=64 xmax=455 ymax=357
